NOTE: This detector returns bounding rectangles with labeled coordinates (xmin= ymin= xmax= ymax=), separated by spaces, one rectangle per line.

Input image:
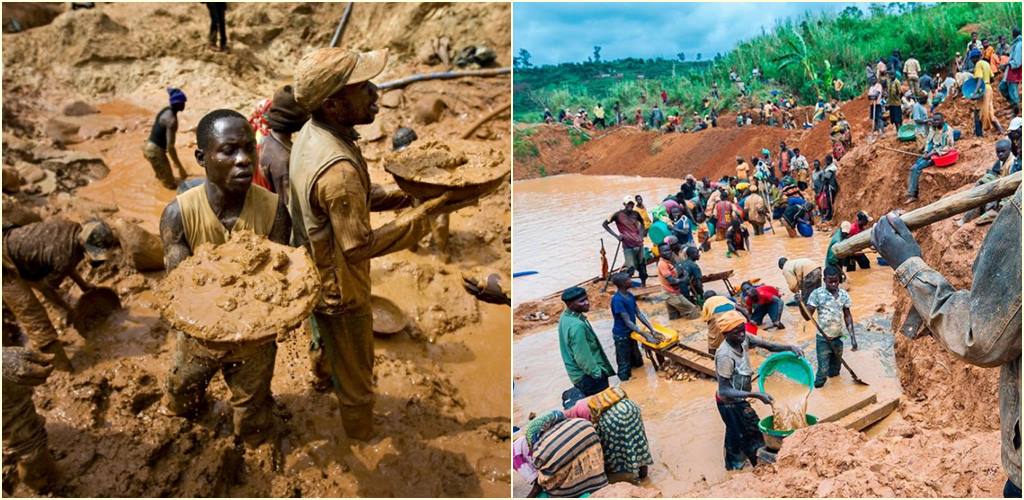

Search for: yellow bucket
xmin=631 ymin=322 xmax=679 ymax=350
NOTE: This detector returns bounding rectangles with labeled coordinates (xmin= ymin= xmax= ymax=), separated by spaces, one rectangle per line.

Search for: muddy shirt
xmin=895 ymin=187 xmax=1021 ymax=488
xmin=715 ymin=338 xmax=753 ymax=399
xmin=806 ymin=286 xmax=851 ymax=339
xmin=176 ymin=184 xmax=278 ymax=248
xmin=2 ymin=219 xmax=82 ymax=284
xmin=782 ymin=258 xmax=819 ymax=293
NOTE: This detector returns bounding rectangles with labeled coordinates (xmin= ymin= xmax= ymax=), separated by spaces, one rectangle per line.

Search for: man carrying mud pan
xmin=2 ymin=218 xmax=118 ymax=372
xmin=714 ymin=312 xmax=803 ymax=470
xmin=144 ymin=88 xmax=189 ymax=190
xmin=2 ymin=345 xmax=57 ymax=494
xmin=609 ymin=273 xmax=660 ymax=382
xmin=288 ymin=48 xmax=470 ymax=441
xmin=656 ymin=243 xmax=700 ymax=321
xmin=558 ymin=286 xmax=615 ymax=396
xmin=872 ymin=190 xmax=1021 ymax=497
xmin=158 ymin=109 xmax=291 ymax=446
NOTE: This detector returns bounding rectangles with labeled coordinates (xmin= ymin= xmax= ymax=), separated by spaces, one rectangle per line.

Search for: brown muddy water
xmin=512 ymin=174 xmax=901 ymax=497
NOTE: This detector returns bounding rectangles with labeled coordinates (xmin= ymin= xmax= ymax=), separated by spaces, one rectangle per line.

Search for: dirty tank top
xmin=176 ymin=184 xmax=278 ymax=249
xmin=148 ymin=107 xmax=171 ymax=149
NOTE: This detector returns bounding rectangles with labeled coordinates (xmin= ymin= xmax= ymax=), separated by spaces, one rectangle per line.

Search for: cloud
xmin=514 ymin=2 xmax=853 ymax=65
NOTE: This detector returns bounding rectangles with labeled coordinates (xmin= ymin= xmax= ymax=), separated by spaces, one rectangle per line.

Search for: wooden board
xmin=662 ymin=343 xmax=716 ymax=377
xmin=818 ymin=393 xmax=878 ymax=424
xmin=838 ymin=397 xmax=900 ymax=432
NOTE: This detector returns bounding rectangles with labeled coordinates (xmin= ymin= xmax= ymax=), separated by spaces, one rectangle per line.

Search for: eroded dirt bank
xmin=3 ymin=3 xmax=511 ymax=496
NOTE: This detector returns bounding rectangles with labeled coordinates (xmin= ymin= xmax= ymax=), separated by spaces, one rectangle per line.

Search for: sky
xmin=513 ymin=2 xmax=855 ymax=66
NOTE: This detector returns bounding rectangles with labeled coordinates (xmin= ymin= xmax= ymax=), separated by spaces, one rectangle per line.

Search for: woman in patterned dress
xmin=563 ymin=386 xmax=653 ymax=480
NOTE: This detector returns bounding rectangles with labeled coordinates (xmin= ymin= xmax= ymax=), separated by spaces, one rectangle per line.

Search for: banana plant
xmin=774 ymin=28 xmax=822 ymax=101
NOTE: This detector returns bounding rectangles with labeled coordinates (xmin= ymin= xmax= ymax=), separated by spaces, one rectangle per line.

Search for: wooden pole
xmin=832 ymin=171 xmax=1020 ymax=258
xmin=329 ymin=3 xmax=354 ymax=48
xmin=377 ymin=68 xmax=511 ymax=90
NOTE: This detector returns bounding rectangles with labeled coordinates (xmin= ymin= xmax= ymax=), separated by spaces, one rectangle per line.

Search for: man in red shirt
xmin=656 ymin=243 xmax=699 ymax=319
xmin=741 ymin=282 xmax=785 ymax=330
xmin=848 ymin=211 xmax=872 ymax=236
xmin=603 ymin=197 xmax=649 ymax=287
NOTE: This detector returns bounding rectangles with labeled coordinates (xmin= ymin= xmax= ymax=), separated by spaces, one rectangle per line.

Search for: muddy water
xmin=513 ymin=174 xmax=901 ymax=497
xmin=75 ymin=101 xmax=200 ymax=233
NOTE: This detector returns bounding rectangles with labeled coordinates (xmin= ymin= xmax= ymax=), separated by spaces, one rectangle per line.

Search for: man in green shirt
xmin=825 ymin=221 xmax=870 ymax=277
xmin=558 ymin=286 xmax=615 ymax=396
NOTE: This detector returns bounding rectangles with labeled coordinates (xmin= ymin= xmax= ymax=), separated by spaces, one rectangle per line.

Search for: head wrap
xmin=840 ymin=221 xmax=852 ymax=233
xmin=294 ymin=48 xmax=388 ymax=111
xmin=561 ymin=286 xmax=586 ymax=303
xmin=248 ymin=98 xmax=272 ymax=139
xmin=265 ymin=85 xmax=310 ymax=133
xmin=717 ymin=310 xmax=747 ymax=332
xmin=524 ymin=410 xmax=566 ymax=448
xmin=512 ymin=437 xmax=538 ymax=483
xmin=167 ymin=87 xmax=187 ymax=106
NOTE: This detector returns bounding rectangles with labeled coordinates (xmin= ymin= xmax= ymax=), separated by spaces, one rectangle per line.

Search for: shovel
xmin=799 ymin=301 xmax=869 ymax=386
xmin=601 ymin=239 xmax=622 ymax=292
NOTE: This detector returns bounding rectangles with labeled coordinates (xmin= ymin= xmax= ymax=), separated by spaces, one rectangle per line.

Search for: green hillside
xmin=514 ymin=2 xmax=1021 ymax=123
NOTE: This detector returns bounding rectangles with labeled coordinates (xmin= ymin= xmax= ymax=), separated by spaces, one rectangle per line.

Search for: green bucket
xmin=897 ymin=124 xmax=916 ymax=142
xmin=758 ymin=414 xmax=819 ymax=438
xmin=757 ymin=352 xmax=815 ymax=393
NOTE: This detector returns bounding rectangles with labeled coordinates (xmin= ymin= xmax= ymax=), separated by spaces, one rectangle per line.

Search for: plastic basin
xmin=757 ymin=352 xmax=815 ymax=393
xmin=371 ymin=295 xmax=408 ymax=336
xmin=962 ymin=77 xmax=985 ymax=100
xmin=897 ymin=124 xmax=916 ymax=142
xmin=759 ymin=414 xmax=819 ymax=439
xmin=932 ymin=149 xmax=959 ymax=168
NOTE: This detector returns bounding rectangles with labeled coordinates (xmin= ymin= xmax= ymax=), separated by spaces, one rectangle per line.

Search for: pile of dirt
xmin=698 ymin=423 xmax=1003 ymax=497
xmin=158 ymin=231 xmax=320 ymax=344
xmin=592 ymin=482 xmax=663 ymax=498
xmin=513 ymin=277 xmax=616 ymax=336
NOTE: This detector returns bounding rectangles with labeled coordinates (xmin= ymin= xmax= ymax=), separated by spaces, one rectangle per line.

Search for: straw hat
xmin=294 ymin=48 xmax=388 ymax=111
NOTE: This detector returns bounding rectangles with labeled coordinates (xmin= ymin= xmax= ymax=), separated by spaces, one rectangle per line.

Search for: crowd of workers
xmin=516 ymin=26 xmax=1022 ymax=498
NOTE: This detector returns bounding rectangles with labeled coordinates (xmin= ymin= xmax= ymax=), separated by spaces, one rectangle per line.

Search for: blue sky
xmin=514 ymin=2 xmax=854 ymax=65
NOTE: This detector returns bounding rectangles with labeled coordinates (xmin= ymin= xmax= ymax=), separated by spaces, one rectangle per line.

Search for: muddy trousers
xmin=142 ymin=141 xmax=176 ymax=189
xmin=621 ymin=247 xmax=648 ymax=284
xmin=716 ymin=400 xmax=763 ymax=470
xmin=1 ymin=275 xmax=59 ymax=352
xmin=814 ymin=334 xmax=844 ymax=388
xmin=2 ymin=384 xmax=53 ymax=494
xmin=665 ymin=294 xmax=700 ymax=320
xmin=312 ymin=309 xmax=375 ymax=441
xmin=613 ymin=337 xmax=643 ymax=381
xmin=164 ymin=332 xmax=277 ymax=443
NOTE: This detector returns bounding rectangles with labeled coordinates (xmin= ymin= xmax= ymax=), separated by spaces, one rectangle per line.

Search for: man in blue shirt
xmin=610 ymin=272 xmax=661 ymax=381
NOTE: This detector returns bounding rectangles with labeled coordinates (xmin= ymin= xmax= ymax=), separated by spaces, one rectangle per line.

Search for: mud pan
xmin=371 ymin=295 xmax=409 ymax=337
xmin=71 ymin=287 xmax=121 ymax=336
xmin=759 ymin=414 xmax=818 ymax=451
xmin=392 ymin=172 xmax=507 ymax=203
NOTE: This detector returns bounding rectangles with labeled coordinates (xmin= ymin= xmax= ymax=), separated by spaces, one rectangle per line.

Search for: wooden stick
xmin=329 ymin=3 xmax=354 ymax=48
xmin=833 ymin=171 xmax=1021 ymax=258
xmin=377 ymin=68 xmax=511 ymax=90
xmin=460 ymin=102 xmax=511 ymax=139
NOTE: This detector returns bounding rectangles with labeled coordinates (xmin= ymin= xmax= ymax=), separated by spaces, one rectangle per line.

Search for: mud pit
xmin=3 ymin=3 xmax=510 ymax=497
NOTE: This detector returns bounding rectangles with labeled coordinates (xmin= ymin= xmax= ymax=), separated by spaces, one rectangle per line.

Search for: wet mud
xmin=3 ymin=2 xmax=510 ymax=497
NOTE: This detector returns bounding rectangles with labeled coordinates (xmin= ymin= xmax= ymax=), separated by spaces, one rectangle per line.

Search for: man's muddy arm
xmin=844 ymin=307 xmax=858 ymax=349
xmin=601 ymin=219 xmax=621 ymax=241
xmin=747 ymin=333 xmax=802 ymax=356
xmin=368 ymin=183 xmax=413 ymax=211
xmin=717 ymin=375 xmax=771 ymax=403
xmin=159 ymin=200 xmax=191 ymax=271
xmin=268 ymin=201 xmax=292 ymax=246
xmin=69 ymin=269 xmax=94 ymax=292
xmin=30 ymin=282 xmax=71 ymax=313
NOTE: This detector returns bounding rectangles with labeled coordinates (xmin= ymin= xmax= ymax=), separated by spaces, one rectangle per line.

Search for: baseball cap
xmin=80 ymin=220 xmax=117 ymax=262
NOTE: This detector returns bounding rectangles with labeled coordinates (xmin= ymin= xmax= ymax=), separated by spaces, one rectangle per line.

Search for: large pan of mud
xmin=383 ymin=139 xmax=509 ymax=202
xmin=157 ymin=230 xmax=321 ymax=344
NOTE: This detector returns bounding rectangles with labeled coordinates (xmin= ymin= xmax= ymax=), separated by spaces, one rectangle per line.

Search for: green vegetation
xmin=514 ymin=2 xmax=1021 ymax=122
xmin=567 ymin=127 xmax=590 ymax=147
xmin=513 ymin=127 xmax=540 ymax=162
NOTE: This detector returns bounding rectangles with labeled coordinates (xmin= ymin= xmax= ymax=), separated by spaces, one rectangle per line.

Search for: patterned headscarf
xmin=524 ymin=410 xmax=566 ymax=448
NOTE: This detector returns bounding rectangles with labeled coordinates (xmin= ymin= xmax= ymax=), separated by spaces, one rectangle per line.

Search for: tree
xmin=516 ymin=49 xmax=533 ymax=69
xmin=593 ymin=46 xmax=602 ymax=63
xmin=696 ymin=52 xmax=702 ymax=61
xmin=677 ymin=52 xmax=686 ymax=62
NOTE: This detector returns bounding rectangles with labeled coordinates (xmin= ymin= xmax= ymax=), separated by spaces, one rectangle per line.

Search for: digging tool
xmin=599 ymin=238 xmax=609 ymax=279
xmin=799 ymin=301 xmax=869 ymax=386
xmin=328 ymin=2 xmax=354 ymax=48
xmin=601 ymin=239 xmax=622 ymax=292
xmin=876 ymin=145 xmax=922 ymax=158
xmin=832 ymin=171 xmax=1021 ymax=258
xmin=461 ymin=102 xmax=511 ymax=139
xmin=378 ymin=68 xmax=511 ymax=91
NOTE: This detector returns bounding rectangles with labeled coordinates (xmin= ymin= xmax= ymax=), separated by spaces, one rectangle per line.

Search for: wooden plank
xmin=833 ymin=171 xmax=1021 ymax=258
xmin=675 ymin=341 xmax=715 ymax=359
xmin=818 ymin=393 xmax=877 ymax=423
xmin=662 ymin=345 xmax=716 ymax=377
xmin=840 ymin=397 xmax=900 ymax=432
